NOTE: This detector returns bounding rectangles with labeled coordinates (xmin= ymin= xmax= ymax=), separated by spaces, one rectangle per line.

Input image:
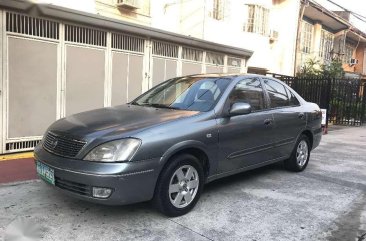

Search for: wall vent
xmin=6 ymin=139 xmax=41 ymax=152
xmin=6 ymin=12 xmax=59 ymax=39
xmin=228 ymin=57 xmax=241 ymax=67
xmin=65 ymin=24 xmax=107 ymax=47
xmin=152 ymin=41 xmax=179 ymax=58
xmin=112 ymin=33 xmax=144 ymax=53
xmin=182 ymin=47 xmax=203 ymax=62
xmin=206 ymin=52 xmax=224 ymax=65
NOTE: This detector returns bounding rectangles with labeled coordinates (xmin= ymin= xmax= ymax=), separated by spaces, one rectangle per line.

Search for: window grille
xmin=212 ymin=0 xmax=225 ymax=20
xmin=65 ymin=24 xmax=107 ymax=47
xmin=206 ymin=52 xmax=224 ymax=65
xmin=244 ymin=5 xmax=269 ymax=35
xmin=182 ymin=47 xmax=203 ymax=62
xmin=112 ymin=33 xmax=144 ymax=53
xmin=6 ymin=12 xmax=59 ymax=39
xmin=6 ymin=139 xmax=41 ymax=152
xmin=152 ymin=41 xmax=179 ymax=58
xmin=228 ymin=57 xmax=241 ymax=67
xmin=343 ymin=44 xmax=354 ymax=63
xmin=300 ymin=21 xmax=313 ymax=54
xmin=319 ymin=29 xmax=334 ymax=63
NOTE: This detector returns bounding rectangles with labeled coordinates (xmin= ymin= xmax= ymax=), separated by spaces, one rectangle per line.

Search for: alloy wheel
xmin=168 ymin=165 xmax=199 ymax=209
xmin=296 ymin=140 xmax=309 ymax=167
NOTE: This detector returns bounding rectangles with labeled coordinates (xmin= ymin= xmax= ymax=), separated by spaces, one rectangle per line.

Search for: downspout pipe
xmin=293 ymin=0 xmax=308 ymax=76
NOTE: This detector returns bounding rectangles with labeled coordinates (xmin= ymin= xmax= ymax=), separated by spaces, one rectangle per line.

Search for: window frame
xmin=261 ymin=77 xmax=301 ymax=110
xmin=225 ymin=77 xmax=269 ymax=113
xmin=244 ymin=4 xmax=269 ymax=36
xmin=300 ymin=20 xmax=313 ymax=54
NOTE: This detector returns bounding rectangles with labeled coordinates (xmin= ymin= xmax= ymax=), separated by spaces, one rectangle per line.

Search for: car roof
xmin=187 ymin=73 xmax=270 ymax=79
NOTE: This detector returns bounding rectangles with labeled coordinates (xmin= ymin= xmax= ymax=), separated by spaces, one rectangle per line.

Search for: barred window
xmin=211 ymin=0 xmax=225 ymax=20
xmin=319 ymin=29 xmax=334 ymax=62
xmin=6 ymin=12 xmax=59 ymax=39
xmin=206 ymin=52 xmax=224 ymax=65
xmin=300 ymin=21 xmax=313 ymax=54
xmin=343 ymin=44 xmax=354 ymax=64
xmin=112 ymin=33 xmax=144 ymax=53
xmin=152 ymin=41 xmax=179 ymax=58
xmin=182 ymin=47 xmax=203 ymax=62
xmin=244 ymin=5 xmax=269 ymax=35
xmin=65 ymin=24 xmax=106 ymax=47
xmin=227 ymin=57 xmax=241 ymax=67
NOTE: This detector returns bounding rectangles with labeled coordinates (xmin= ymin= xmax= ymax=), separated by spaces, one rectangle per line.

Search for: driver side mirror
xmin=229 ymin=102 xmax=252 ymax=116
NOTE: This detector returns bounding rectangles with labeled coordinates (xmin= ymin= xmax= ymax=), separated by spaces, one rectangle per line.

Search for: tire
xmin=284 ymin=134 xmax=311 ymax=172
xmin=153 ymin=153 xmax=204 ymax=217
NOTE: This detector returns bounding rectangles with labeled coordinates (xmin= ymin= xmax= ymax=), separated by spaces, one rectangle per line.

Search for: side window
xmin=263 ymin=78 xmax=290 ymax=108
xmin=229 ymin=78 xmax=265 ymax=111
xmin=285 ymin=87 xmax=300 ymax=106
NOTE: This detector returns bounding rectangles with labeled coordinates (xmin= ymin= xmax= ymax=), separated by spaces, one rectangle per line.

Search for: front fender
xmin=159 ymin=140 xmax=218 ymax=176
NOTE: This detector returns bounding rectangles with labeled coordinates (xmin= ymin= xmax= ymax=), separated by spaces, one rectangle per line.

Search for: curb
xmin=0 ymin=152 xmax=34 ymax=162
xmin=0 ymin=179 xmax=40 ymax=187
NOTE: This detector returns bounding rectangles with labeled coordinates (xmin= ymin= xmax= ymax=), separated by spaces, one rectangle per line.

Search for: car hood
xmin=48 ymin=104 xmax=199 ymax=140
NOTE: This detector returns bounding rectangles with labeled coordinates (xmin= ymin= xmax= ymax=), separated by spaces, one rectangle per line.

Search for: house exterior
xmin=296 ymin=0 xmax=366 ymax=80
xmin=34 ymin=0 xmax=300 ymax=76
xmin=0 ymin=0 xmax=252 ymax=154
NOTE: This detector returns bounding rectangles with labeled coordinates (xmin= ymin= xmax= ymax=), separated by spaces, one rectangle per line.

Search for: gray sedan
xmin=34 ymin=74 xmax=322 ymax=216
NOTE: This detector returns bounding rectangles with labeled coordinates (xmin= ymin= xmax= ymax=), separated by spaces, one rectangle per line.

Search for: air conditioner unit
xmin=349 ymin=58 xmax=358 ymax=65
xmin=269 ymin=30 xmax=279 ymax=41
xmin=116 ymin=0 xmax=140 ymax=9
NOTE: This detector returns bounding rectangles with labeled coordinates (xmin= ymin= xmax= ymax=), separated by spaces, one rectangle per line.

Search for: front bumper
xmin=34 ymin=145 xmax=162 ymax=205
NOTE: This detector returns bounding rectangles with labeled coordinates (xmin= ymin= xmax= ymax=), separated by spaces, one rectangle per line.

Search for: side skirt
xmin=206 ymin=156 xmax=289 ymax=183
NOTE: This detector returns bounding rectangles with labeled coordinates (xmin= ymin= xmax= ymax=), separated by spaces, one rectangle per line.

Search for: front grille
xmin=55 ymin=177 xmax=92 ymax=196
xmin=43 ymin=131 xmax=86 ymax=158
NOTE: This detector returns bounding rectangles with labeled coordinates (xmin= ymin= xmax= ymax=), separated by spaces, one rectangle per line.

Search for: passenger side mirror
xmin=229 ymin=102 xmax=252 ymax=116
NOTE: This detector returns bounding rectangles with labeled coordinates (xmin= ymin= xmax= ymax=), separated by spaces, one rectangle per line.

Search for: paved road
xmin=0 ymin=158 xmax=36 ymax=184
xmin=1 ymin=127 xmax=366 ymax=241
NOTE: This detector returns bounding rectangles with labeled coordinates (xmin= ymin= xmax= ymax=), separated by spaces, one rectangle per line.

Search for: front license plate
xmin=36 ymin=161 xmax=55 ymax=185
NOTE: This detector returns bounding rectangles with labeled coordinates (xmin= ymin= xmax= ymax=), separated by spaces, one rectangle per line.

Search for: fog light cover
xmin=92 ymin=187 xmax=112 ymax=199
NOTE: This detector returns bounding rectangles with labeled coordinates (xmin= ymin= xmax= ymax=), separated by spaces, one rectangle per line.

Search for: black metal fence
xmin=269 ymin=74 xmax=366 ymax=126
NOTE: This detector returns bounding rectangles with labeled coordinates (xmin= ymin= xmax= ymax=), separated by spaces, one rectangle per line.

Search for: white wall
xmin=34 ymin=0 xmax=300 ymax=76
xmin=34 ymin=0 xmax=96 ymax=13
xmin=202 ymin=0 xmax=299 ymax=75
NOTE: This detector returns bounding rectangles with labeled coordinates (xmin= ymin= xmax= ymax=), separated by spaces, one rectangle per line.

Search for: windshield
xmin=132 ymin=76 xmax=232 ymax=112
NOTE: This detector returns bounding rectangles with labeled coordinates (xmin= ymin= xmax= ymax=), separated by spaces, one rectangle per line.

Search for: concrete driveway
xmin=1 ymin=127 xmax=366 ymax=241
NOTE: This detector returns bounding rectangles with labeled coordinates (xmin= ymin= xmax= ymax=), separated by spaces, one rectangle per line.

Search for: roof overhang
xmin=303 ymin=2 xmax=349 ymax=32
xmin=0 ymin=0 xmax=253 ymax=58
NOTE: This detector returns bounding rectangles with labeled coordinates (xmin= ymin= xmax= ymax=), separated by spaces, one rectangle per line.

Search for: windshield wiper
xmin=140 ymin=103 xmax=180 ymax=110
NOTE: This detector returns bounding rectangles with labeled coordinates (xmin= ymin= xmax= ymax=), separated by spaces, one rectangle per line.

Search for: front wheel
xmin=284 ymin=134 xmax=311 ymax=172
xmin=153 ymin=154 xmax=204 ymax=217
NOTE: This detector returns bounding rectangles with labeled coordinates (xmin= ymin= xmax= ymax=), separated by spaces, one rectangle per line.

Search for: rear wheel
xmin=153 ymin=154 xmax=204 ymax=217
xmin=284 ymin=134 xmax=310 ymax=172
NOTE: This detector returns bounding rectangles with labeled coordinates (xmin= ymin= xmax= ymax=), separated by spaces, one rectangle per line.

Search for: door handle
xmin=298 ymin=113 xmax=305 ymax=119
xmin=264 ymin=119 xmax=273 ymax=126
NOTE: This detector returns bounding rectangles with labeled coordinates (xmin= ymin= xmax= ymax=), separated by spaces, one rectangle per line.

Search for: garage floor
xmin=1 ymin=126 xmax=366 ymax=241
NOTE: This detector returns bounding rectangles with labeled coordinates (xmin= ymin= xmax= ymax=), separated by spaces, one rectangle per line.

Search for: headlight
xmin=84 ymin=138 xmax=141 ymax=162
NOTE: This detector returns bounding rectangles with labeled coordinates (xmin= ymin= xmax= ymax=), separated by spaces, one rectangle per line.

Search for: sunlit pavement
xmin=1 ymin=127 xmax=366 ymax=241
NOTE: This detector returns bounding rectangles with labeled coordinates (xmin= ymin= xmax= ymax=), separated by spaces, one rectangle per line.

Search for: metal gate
xmin=151 ymin=40 xmax=179 ymax=86
xmin=273 ymin=74 xmax=366 ymax=126
xmin=111 ymin=33 xmax=146 ymax=104
xmin=3 ymin=12 xmax=60 ymax=152
xmin=0 ymin=9 xmax=249 ymax=154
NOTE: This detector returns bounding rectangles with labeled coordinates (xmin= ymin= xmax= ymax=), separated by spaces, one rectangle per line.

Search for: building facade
xmin=0 ymin=0 xmax=252 ymax=154
xmin=296 ymin=0 xmax=366 ymax=80
xmin=34 ymin=0 xmax=300 ymax=76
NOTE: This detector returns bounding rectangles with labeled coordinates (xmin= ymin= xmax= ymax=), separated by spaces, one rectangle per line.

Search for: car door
xmin=216 ymin=77 xmax=278 ymax=174
xmin=262 ymin=78 xmax=306 ymax=158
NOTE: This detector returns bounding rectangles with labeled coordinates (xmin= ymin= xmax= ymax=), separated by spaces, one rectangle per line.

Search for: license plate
xmin=36 ymin=161 xmax=55 ymax=185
